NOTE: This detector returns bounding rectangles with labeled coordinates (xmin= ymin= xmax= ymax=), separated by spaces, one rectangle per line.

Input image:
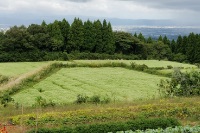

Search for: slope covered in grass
xmin=13 ymin=67 xmax=167 ymax=106
xmin=73 ymin=60 xmax=197 ymax=68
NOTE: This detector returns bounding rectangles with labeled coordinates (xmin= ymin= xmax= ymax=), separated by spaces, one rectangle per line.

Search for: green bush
xmin=75 ymin=94 xmax=111 ymax=104
xmin=0 ymin=92 xmax=14 ymax=107
xmin=130 ymin=62 xmax=148 ymax=71
xmin=167 ymin=65 xmax=173 ymax=69
xmin=27 ymin=118 xmax=180 ymax=133
xmin=158 ymin=68 xmax=200 ymax=97
xmin=89 ymin=95 xmax=101 ymax=104
xmin=75 ymin=94 xmax=89 ymax=104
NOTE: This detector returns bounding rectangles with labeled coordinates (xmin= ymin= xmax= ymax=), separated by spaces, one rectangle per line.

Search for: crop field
xmin=12 ymin=67 xmax=167 ymax=106
xmin=0 ymin=62 xmax=48 ymax=77
xmin=0 ymin=60 xmax=199 ymax=132
xmin=73 ymin=60 xmax=197 ymax=68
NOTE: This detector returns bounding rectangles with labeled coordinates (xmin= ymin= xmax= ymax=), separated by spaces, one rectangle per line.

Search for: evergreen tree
xmin=170 ymin=39 xmax=176 ymax=53
xmin=48 ymin=20 xmax=64 ymax=51
xmin=187 ymin=33 xmax=200 ymax=63
xmin=82 ymin=20 xmax=96 ymax=52
xmin=147 ymin=37 xmax=153 ymax=43
xmin=138 ymin=33 xmax=146 ymax=42
xmin=182 ymin=36 xmax=188 ymax=54
xmin=134 ymin=32 xmax=137 ymax=38
xmin=68 ymin=18 xmax=84 ymax=52
xmin=58 ymin=19 xmax=70 ymax=51
xmin=158 ymin=35 xmax=163 ymax=42
xmin=163 ymin=35 xmax=170 ymax=46
xmin=41 ymin=20 xmax=47 ymax=27
xmin=93 ymin=20 xmax=103 ymax=53
xmin=102 ymin=20 xmax=115 ymax=54
xmin=176 ymin=35 xmax=183 ymax=54
xmin=0 ymin=31 xmax=5 ymax=51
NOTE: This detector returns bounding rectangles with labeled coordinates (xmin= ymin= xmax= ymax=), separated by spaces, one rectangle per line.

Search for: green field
xmin=0 ymin=60 xmax=199 ymax=132
xmin=0 ymin=62 xmax=48 ymax=77
xmin=73 ymin=60 xmax=197 ymax=68
xmin=13 ymin=67 xmax=167 ymax=106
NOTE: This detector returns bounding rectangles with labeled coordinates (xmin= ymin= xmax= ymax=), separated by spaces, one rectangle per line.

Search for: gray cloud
xmin=0 ymin=0 xmax=200 ymax=26
xmin=122 ymin=0 xmax=200 ymax=12
xmin=64 ymin=0 xmax=91 ymax=3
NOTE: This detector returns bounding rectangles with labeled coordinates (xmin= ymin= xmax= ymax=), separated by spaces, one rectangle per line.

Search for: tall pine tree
xmin=93 ymin=20 xmax=103 ymax=53
xmin=68 ymin=18 xmax=84 ymax=52
xmin=82 ymin=20 xmax=96 ymax=52
xmin=58 ymin=19 xmax=70 ymax=51
xmin=47 ymin=20 xmax=64 ymax=51
xmin=102 ymin=20 xmax=115 ymax=54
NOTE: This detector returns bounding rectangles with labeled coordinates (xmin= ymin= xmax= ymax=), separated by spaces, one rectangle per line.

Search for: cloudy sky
xmin=0 ymin=0 xmax=199 ymax=26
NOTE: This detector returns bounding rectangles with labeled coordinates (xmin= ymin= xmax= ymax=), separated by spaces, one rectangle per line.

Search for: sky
xmin=0 ymin=0 xmax=200 ymax=26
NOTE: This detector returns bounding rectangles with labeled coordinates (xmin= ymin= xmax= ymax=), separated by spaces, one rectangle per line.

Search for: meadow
xmin=12 ymin=67 xmax=167 ymax=106
xmin=0 ymin=60 xmax=199 ymax=133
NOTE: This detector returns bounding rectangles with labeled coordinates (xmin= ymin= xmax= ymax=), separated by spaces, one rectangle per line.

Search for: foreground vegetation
xmin=0 ymin=60 xmax=199 ymax=132
xmin=0 ymin=97 xmax=199 ymax=132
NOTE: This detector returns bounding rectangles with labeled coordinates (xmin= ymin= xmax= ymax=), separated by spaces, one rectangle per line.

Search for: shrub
xmin=167 ymin=65 xmax=173 ymax=69
xmin=75 ymin=94 xmax=89 ymax=104
xmin=89 ymin=95 xmax=101 ymax=104
xmin=0 ymin=92 xmax=14 ymax=107
xmin=158 ymin=68 xmax=200 ymax=97
xmin=130 ymin=62 xmax=148 ymax=71
xmin=27 ymin=118 xmax=180 ymax=133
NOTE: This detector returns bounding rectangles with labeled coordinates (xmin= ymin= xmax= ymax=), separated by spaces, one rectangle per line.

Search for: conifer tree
xmin=48 ymin=20 xmax=64 ymax=51
xmin=158 ymin=35 xmax=163 ymax=42
xmin=83 ymin=20 xmax=96 ymax=52
xmin=93 ymin=20 xmax=103 ymax=53
xmin=138 ymin=33 xmax=146 ymax=42
xmin=102 ymin=20 xmax=115 ymax=54
xmin=147 ymin=37 xmax=153 ymax=43
xmin=58 ymin=19 xmax=70 ymax=51
xmin=163 ymin=35 xmax=170 ymax=46
xmin=176 ymin=35 xmax=183 ymax=54
xmin=68 ymin=18 xmax=84 ymax=52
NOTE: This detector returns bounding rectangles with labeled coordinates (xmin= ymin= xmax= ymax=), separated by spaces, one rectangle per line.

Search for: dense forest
xmin=0 ymin=18 xmax=200 ymax=63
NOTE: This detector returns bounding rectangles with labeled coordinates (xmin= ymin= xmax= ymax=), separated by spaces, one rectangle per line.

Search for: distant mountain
xmin=107 ymin=18 xmax=177 ymax=26
xmin=0 ymin=15 xmax=198 ymax=28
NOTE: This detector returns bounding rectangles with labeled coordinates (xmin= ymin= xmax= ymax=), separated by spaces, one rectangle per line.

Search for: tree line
xmin=0 ymin=18 xmax=199 ymax=63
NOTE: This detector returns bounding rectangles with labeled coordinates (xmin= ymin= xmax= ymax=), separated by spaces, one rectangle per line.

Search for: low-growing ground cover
xmin=1 ymin=97 xmax=197 ymax=133
xmin=12 ymin=67 xmax=167 ymax=106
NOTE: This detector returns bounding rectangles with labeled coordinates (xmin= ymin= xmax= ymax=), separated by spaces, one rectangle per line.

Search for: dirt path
xmin=0 ymin=63 xmax=51 ymax=91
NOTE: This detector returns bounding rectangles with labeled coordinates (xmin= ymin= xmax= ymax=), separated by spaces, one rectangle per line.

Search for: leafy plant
xmin=89 ymin=95 xmax=101 ymax=104
xmin=0 ymin=92 xmax=14 ymax=107
xmin=158 ymin=68 xmax=200 ymax=97
xmin=75 ymin=94 xmax=89 ymax=104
